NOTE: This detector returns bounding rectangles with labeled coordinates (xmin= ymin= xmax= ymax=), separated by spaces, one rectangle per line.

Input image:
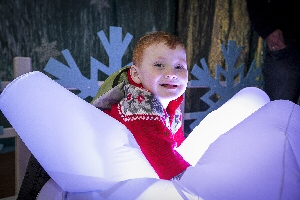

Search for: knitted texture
xmin=105 ymin=84 xmax=190 ymax=180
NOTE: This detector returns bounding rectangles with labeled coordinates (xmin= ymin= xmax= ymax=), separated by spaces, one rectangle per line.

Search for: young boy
xmin=91 ymin=31 xmax=190 ymax=180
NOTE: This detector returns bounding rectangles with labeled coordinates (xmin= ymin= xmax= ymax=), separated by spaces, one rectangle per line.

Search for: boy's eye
xmin=175 ymin=64 xmax=185 ymax=69
xmin=154 ymin=63 xmax=164 ymax=68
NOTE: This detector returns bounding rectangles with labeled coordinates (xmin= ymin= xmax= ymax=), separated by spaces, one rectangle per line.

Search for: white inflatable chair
xmin=1 ymin=71 xmax=300 ymax=200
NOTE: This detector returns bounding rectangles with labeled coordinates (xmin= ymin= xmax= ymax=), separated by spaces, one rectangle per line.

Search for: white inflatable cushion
xmin=0 ymin=71 xmax=158 ymax=192
xmin=179 ymin=100 xmax=300 ymax=199
xmin=2 ymin=71 xmax=300 ymax=199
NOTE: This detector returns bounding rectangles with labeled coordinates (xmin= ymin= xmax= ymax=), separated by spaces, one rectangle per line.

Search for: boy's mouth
xmin=160 ymin=84 xmax=178 ymax=89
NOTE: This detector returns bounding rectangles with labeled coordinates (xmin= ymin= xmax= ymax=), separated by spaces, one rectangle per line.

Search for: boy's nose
xmin=164 ymin=67 xmax=177 ymax=79
xmin=165 ymin=71 xmax=177 ymax=79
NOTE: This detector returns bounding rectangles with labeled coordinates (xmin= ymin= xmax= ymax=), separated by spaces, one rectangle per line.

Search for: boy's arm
xmin=123 ymin=119 xmax=190 ymax=180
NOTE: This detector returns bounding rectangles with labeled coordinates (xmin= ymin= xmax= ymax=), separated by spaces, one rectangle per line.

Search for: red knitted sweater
xmin=104 ymin=74 xmax=190 ymax=180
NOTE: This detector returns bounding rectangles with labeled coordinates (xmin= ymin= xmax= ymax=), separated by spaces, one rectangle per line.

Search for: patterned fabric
xmin=119 ymin=84 xmax=182 ymax=134
xmin=103 ymin=82 xmax=190 ymax=180
xmin=92 ymin=67 xmax=183 ymax=134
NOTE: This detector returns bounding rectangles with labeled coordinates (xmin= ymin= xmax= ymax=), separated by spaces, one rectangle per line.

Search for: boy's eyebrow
xmin=156 ymin=56 xmax=184 ymax=59
xmin=155 ymin=56 xmax=187 ymax=63
xmin=157 ymin=56 xmax=167 ymax=59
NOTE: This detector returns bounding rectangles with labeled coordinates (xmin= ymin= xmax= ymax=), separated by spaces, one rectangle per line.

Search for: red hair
xmin=133 ymin=31 xmax=185 ymax=67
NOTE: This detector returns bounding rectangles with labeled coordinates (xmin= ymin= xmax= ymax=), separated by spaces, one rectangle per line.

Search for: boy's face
xmin=131 ymin=42 xmax=188 ymax=108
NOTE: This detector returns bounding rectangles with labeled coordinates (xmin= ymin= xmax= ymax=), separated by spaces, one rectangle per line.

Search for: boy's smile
xmin=160 ymin=83 xmax=178 ymax=89
xmin=131 ymin=42 xmax=188 ymax=108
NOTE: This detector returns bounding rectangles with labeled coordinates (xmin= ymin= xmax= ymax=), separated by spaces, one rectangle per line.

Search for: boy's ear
xmin=130 ymin=65 xmax=142 ymax=84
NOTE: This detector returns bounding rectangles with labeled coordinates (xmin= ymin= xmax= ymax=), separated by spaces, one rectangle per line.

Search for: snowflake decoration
xmin=185 ymin=40 xmax=263 ymax=130
xmin=34 ymin=38 xmax=61 ymax=63
xmin=44 ymin=26 xmax=133 ymax=99
xmin=90 ymin=0 xmax=110 ymax=12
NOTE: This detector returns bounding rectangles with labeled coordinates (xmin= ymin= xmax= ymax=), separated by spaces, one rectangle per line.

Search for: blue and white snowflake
xmin=44 ymin=26 xmax=133 ymax=99
xmin=185 ymin=40 xmax=263 ymax=129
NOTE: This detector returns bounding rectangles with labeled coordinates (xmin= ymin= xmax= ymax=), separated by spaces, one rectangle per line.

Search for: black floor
xmin=0 ymin=151 xmax=15 ymax=198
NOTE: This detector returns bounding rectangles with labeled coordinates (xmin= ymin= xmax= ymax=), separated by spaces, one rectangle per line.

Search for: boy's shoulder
xmin=94 ymin=66 xmax=131 ymax=99
xmin=122 ymin=84 xmax=165 ymax=115
xmin=91 ymin=66 xmax=130 ymax=109
xmin=116 ymin=84 xmax=184 ymax=134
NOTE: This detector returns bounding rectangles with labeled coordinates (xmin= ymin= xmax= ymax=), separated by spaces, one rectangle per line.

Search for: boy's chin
xmin=159 ymin=95 xmax=182 ymax=104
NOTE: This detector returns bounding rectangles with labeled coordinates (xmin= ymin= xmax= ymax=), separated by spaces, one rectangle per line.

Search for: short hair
xmin=133 ymin=31 xmax=186 ymax=66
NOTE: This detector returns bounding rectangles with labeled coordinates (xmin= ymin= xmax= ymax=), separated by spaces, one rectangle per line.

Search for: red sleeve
xmin=108 ymin=104 xmax=190 ymax=180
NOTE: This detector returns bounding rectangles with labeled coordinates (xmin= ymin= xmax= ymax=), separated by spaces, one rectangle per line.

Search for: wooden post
xmin=13 ymin=57 xmax=32 ymax=196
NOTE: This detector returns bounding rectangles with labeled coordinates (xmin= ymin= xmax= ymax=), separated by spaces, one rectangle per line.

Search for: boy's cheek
xmin=182 ymin=74 xmax=189 ymax=82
